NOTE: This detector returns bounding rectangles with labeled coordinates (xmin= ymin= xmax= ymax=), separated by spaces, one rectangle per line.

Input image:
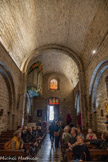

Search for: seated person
xmin=32 ymin=126 xmax=37 ymax=138
xmin=87 ymin=132 xmax=108 ymax=161
xmin=77 ymin=127 xmax=84 ymax=140
xmin=62 ymin=126 xmax=71 ymax=144
xmin=37 ymin=126 xmax=42 ymax=137
xmin=10 ymin=130 xmax=23 ymax=150
xmin=26 ymin=127 xmax=33 ymax=143
xmin=63 ymin=127 xmax=78 ymax=162
xmin=21 ymin=125 xmax=28 ymax=143
xmin=38 ymin=120 xmax=42 ymax=126
xmin=87 ymin=132 xmax=108 ymax=149
xmin=70 ymin=135 xmax=91 ymax=161
xmin=86 ymin=128 xmax=97 ymax=140
xmin=68 ymin=127 xmax=78 ymax=148
xmin=30 ymin=137 xmax=38 ymax=157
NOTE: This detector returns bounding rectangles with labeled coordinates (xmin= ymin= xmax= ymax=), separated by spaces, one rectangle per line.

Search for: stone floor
xmin=37 ymin=134 xmax=63 ymax=162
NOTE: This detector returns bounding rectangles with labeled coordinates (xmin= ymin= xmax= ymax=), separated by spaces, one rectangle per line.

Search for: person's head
xmin=38 ymin=126 xmax=41 ymax=130
xmin=17 ymin=126 xmax=21 ymax=131
xmin=77 ymin=127 xmax=81 ymax=134
xmin=39 ymin=120 xmax=41 ymax=123
xmin=64 ymin=126 xmax=69 ymax=133
xmin=77 ymin=135 xmax=84 ymax=144
xmin=71 ymin=127 xmax=78 ymax=137
xmin=28 ymin=127 xmax=32 ymax=133
xmin=88 ymin=128 xmax=92 ymax=134
xmin=56 ymin=121 xmax=59 ymax=125
xmin=13 ymin=130 xmax=21 ymax=139
xmin=32 ymin=126 xmax=36 ymax=131
xmin=23 ymin=126 xmax=27 ymax=131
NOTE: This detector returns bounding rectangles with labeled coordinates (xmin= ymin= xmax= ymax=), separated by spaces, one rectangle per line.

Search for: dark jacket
xmin=49 ymin=124 xmax=54 ymax=136
xmin=90 ymin=139 xmax=108 ymax=149
xmin=54 ymin=125 xmax=60 ymax=132
xmin=32 ymin=130 xmax=37 ymax=138
xmin=21 ymin=131 xmax=27 ymax=143
xmin=69 ymin=136 xmax=77 ymax=145
xmin=73 ymin=144 xmax=91 ymax=161
xmin=25 ymin=131 xmax=33 ymax=143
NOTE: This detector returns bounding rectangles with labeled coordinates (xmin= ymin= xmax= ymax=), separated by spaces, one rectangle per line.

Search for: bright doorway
xmin=48 ymin=106 xmax=54 ymax=121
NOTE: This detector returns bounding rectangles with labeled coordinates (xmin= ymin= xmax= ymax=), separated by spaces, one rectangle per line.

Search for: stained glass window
xmin=50 ymin=79 xmax=58 ymax=90
xmin=49 ymin=98 xmax=59 ymax=105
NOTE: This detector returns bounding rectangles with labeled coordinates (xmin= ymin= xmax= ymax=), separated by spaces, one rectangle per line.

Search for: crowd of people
xmin=49 ymin=121 xmax=108 ymax=161
xmin=4 ymin=123 xmax=44 ymax=156
xmin=3 ymin=119 xmax=108 ymax=161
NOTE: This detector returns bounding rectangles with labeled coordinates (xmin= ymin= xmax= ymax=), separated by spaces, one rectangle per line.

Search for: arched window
xmin=50 ymin=79 xmax=58 ymax=90
xmin=89 ymin=60 xmax=108 ymax=111
xmin=105 ymin=76 xmax=108 ymax=97
xmin=75 ymin=91 xmax=80 ymax=115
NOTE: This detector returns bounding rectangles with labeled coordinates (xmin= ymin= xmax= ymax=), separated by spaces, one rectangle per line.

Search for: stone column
xmin=79 ymin=70 xmax=88 ymax=130
xmin=17 ymin=73 xmax=27 ymax=127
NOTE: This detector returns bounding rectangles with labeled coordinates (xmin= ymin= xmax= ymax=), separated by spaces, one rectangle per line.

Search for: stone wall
xmin=32 ymin=72 xmax=75 ymax=125
xmin=0 ymin=43 xmax=24 ymax=132
xmin=95 ymin=70 xmax=108 ymax=132
xmin=0 ymin=74 xmax=9 ymax=132
xmin=84 ymin=37 xmax=108 ymax=132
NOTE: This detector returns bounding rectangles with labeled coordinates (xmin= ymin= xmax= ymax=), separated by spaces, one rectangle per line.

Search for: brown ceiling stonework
xmin=29 ymin=50 xmax=79 ymax=87
xmin=0 ymin=0 xmax=108 ymax=69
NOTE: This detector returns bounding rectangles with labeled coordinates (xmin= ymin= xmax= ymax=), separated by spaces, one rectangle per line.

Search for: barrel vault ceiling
xmin=0 ymin=0 xmax=108 ymax=77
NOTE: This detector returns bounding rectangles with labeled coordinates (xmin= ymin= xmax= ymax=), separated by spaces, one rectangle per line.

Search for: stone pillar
xmin=17 ymin=73 xmax=27 ymax=127
xmin=79 ymin=70 xmax=88 ymax=130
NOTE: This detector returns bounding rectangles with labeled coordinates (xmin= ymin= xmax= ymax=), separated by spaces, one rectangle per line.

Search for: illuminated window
xmin=50 ymin=79 xmax=58 ymax=90
xmin=49 ymin=98 xmax=59 ymax=105
xmin=49 ymin=106 xmax=54 ymax=121
xmin=75 ymin=91 xmax=80 ymax=115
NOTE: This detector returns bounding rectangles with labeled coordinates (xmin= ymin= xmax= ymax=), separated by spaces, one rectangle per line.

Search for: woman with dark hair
xmin=68 ymin=127 xmax=78 ymax=148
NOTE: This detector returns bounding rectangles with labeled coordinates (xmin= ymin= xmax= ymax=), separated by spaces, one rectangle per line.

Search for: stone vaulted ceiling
xmin=29 ymin=50 xmax=79 ymax=87
xmin=0 ymin=0 xmax=108 ymax=69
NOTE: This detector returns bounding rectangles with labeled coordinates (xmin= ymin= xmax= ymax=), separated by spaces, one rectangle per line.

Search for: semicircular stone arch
xmin=89 ymin=59 xmax=108 ymax=131
xmin=21 ymin=44 xmax=87 ymax=129
xmin=21 ymin=44 xmax=83 ymax=73
xmin=0 ymin=62 xmax=16 ymax=130
xmin=89 ymin=59 xmax=108 ymax=111
xmin=89 ymin=60 xmax=108 ymax=97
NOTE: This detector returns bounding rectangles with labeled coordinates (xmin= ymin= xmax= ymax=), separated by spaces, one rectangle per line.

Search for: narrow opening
xmin=49 ymin=106 xmax=54 ymax=121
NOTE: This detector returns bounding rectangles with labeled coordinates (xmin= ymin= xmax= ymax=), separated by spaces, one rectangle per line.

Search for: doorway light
xmin=49 ymin=106 xmax=54 ymax=121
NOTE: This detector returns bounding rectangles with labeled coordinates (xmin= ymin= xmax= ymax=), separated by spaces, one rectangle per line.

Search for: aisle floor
xmin=37 ymin=134 xmax=63 ymax=162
